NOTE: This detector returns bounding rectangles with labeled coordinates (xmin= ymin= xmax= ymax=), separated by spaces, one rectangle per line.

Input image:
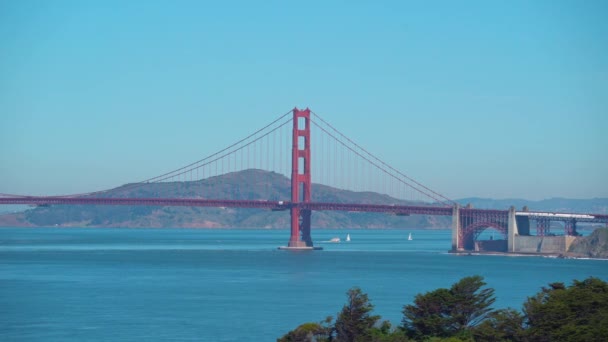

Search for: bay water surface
xmin=1 ymin=228 xmax=607 ymax=341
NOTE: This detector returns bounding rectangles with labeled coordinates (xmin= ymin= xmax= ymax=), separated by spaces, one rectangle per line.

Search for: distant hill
xmin=1 ymin=170 xmax=606 ymax=229
xmin=0 ymin=169 xmax=448 ymax=229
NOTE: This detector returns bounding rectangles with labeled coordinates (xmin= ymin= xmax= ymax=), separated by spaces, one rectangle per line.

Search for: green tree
xmin=368 ymin=320 xmax=409 ymax=342
xmin=471 ymin=308 xmax=524 ymax=342
xmin=401 ymin=276 xmax=496 ymax=339
xmin=402 ymin=287 xmax=454 ymax=338
xmin=278 ymin=316 xmax=333 ymax=342
xmin=334 ymin=287 xmax=380 ymax=342
xmin=523 ymin=277 xmax=608 ymax=342
xmin=449 ymin=275 xmax=496 ymax=329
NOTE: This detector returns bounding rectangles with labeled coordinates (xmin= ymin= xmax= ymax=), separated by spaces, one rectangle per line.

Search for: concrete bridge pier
xmin=507 ymin=206 xmax=518 ymax=252
xmin=451 ymin=203 xmax=461 ymax=251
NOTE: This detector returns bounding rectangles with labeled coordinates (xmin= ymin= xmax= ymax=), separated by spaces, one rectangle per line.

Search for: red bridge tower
xmin=288 ymin=108 xmax=314 ymax=248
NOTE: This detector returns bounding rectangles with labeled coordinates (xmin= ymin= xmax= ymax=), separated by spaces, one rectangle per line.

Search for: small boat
xmin=408 ymin=232 xmax=413 ymax=241
xmin=346 ymin=234 xmax=351 ymax=242
xmin=329 ymin=237 xmax=341 ymax=243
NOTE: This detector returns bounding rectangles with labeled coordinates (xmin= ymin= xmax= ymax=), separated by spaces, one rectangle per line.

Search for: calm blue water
xmin=1 ymin=228 xmax=607 ymax=341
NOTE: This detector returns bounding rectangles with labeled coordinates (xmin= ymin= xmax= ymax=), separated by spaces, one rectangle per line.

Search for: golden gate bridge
xmin=1 ymin=108 xmax=607 ymax=251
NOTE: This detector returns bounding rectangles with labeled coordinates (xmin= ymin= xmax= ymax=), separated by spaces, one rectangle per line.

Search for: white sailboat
xmin=408 ymin=232 xmax=413 ymax=241
xmin=346 ymin=233 xmax=351 ymax=242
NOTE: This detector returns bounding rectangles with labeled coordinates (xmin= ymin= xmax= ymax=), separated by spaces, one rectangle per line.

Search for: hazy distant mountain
xmin=1 ymin=170 xmax=606 ymax=229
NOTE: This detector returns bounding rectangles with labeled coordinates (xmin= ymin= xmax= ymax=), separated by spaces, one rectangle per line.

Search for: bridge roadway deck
xmin=0 ymin=196 xmax=454 ymax=215
xmin=1 ymin=197 xmax=607 ymax=222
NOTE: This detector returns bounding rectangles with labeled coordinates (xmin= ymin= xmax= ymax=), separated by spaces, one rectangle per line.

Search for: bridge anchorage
xmin=451 ymin=205 xmax=608 ymax=255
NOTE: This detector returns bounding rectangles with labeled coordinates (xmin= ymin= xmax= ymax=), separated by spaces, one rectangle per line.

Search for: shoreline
xmin=449 ymin=250 xmax=608 ymax=260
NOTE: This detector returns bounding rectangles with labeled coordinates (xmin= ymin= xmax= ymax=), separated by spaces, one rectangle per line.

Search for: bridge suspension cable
xmin=105 ymin=109 xmax=294 ymax=199
xmin=137 ymin=110 xmax=292 ymax=184
xmin=4 ymin=107 xmax=453 ymax=207
xmin=28 ymin=110 xmax=294 ymax=199
xmin=146 ymin=117 xmax=292 ymax=183
xmin=310 ymin=111 xmax=454 ymax=206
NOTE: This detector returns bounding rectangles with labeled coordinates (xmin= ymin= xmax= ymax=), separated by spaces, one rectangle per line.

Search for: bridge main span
xmin=2 ymin=106 xmax=607 ymax=252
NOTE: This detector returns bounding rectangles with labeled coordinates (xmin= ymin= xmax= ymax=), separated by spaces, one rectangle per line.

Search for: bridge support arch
xmin=451 ymin=207 xmax=509 ymax=252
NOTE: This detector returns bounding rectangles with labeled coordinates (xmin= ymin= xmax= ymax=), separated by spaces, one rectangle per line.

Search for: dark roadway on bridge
xmin=1 ymin=196 xmax=607 ymax=223
xmin=0 ymin=196 xmax=453 ymax=216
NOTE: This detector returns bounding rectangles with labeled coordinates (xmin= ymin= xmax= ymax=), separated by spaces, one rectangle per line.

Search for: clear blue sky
xmin=1 ymin=0 xmax=607 ymax=200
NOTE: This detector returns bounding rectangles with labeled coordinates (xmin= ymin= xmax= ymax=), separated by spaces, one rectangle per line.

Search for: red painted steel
xmin=536 ymin=218 xmax=551 ymax=236
xmin=0 ymin=197 xmax=289 ymax=209
xmin=290 ymin=108 xmax=313 ymax=247
xmin=564 ymin=219 xmax=577 ymax=236
xmin=301 ymin=202 xmax=452 ymax=216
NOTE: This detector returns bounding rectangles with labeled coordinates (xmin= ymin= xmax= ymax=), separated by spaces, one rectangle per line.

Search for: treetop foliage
xmin=402 ymin=275 xmax=495 ymax=338
xmin=523 ymin=277 xmax=608 ymax=342
xmin=278 ymin=276 xmax=608 ymax=342
xmin=334 ymin=287 xmax=381 ymax=342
